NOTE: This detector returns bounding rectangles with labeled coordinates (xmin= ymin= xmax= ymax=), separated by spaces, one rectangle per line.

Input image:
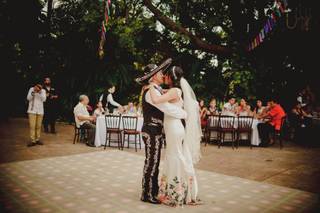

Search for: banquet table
xmin=208 ymin=117 xmax=262 ymax=146
xmin=94 ymin=115 xmax=144 ymax=148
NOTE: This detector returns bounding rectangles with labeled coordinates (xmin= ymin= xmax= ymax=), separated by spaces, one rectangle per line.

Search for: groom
xmin=135 ymin=58 xmax=187 ymax=204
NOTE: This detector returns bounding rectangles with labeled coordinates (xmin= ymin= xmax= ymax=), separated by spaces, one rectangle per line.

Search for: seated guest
xmin=199 ymin=99 xmax=208 ymax=129
xmin=253 ymin=100 xmax=265 ymax=117
xmin=125 ymin=102 xmax=137 ymax=115
xmin=257 ymin=98 xmax=286 ymax=146
xmin=74 ymin=95 xmax=96 ymax=147
xmin=236 ymin=98 xmax=252 ymax=116
xmin=86 ymin=104 xmax=94 ymax=115
xmin=93 ymin=102 xmax=105 ymax=117
xmin=223 ymin=98 xmax=237 ymax=115
xmin=291 ymin=102 xmax=312 ymax=128
xmin=207 ymin=98 xmax=218 ymax=115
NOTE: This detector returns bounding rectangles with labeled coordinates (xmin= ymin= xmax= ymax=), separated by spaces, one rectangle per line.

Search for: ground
xmin=1 ymin=118 xmax=320 ymax=193
xmin=0 ymin=118 xmax=319 ymax=212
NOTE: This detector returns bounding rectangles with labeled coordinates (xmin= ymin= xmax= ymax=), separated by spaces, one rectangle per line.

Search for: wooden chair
xmin=122 ymin=116 xmax=141 ymax=152
xmin=205 ymin=115 xmax=220 ymax=146
xmin=236 ymin=116 xmax=254 ymax=149
xmin=273 ymin=116 xmax=287 ymax=149
xmin=218 ymin=115 xmax=236 ymax=149
xmin=104 ymin=115 xmax=123 ymax=150
xmin=73 ymin=123 xmax=88 ymax=144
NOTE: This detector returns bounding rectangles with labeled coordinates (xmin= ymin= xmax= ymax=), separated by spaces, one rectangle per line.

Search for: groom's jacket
xmin=142 ymin=88 xmax=164 ymax=128
xmin=141 ymin=86 xmax=187 ymax=128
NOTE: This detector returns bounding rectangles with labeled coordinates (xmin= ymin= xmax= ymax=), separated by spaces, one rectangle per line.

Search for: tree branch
xmin=142 ymin=0 xmax=232 ymax=55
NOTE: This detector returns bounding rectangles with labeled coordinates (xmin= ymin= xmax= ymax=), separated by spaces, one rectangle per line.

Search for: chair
xmin=273 ymin=116 xmax=286 ymax=149
xmin=73 ymin=123 xmax=88 ymax=144
xmin=236 ymin=116 xmax=254 ymax=149
xmin=218 ymin=115 xmax=236 ymax=149
xmin=205 ymin=115 xmax=220 ymax=146
xmin=104 ymin=115 xmax=123 ymax=150
xmin=122 ymin=116 xmax=141 ymax=152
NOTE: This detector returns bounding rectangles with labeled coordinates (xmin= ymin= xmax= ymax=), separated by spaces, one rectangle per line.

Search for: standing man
xmin=26 ymin=83 xmax=46 ymax=146
xmin=43 ymin=77 xmax=59 ymax=133
xmin=99 ymin=85 xmax=123 ymax=113
xmin=135 ymin=58 xmax=187 ymax=204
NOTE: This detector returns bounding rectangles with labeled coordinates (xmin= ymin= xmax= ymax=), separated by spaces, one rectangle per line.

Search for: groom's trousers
xmin=141 ymin=125 xmax=163 ymax=201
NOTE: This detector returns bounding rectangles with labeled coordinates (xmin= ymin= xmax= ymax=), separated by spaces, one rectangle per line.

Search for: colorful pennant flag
xmin=247 ymin=0 xmax=287 ymax=51
xmin=98 ymin=0 xmax=111 ymax=59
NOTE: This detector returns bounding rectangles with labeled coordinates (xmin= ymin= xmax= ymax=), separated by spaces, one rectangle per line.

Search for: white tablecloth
xmin=94 ymin=115 xmax=144 ymax=147
xmin=207 ymin=117 xmax=261 ymax=146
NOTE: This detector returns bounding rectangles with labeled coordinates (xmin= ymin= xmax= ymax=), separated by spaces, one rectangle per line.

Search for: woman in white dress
xmin=149 ymin=66 xmax=202 ymax=207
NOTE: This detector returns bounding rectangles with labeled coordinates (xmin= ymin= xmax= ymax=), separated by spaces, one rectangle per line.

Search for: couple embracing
xmin=135 ymin=58 xmax=202 ymax=207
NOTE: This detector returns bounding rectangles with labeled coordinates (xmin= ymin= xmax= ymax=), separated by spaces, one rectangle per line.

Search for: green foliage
xmin=2 ymin=0 xmax=317 ymax=120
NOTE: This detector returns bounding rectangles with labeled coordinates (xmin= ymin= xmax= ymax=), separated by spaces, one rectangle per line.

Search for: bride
xmin=149 ymin=66 xmax=202 ymax=206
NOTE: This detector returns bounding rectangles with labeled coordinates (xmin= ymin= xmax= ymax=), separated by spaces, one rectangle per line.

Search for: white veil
xmin=180 ymin=77 xmax=202 ymax=164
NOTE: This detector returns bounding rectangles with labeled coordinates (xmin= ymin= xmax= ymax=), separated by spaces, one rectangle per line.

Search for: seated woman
xmin=125 ymin=102 xmax=137 ymax=115
xmin=253 ymin=100 xmax=265 ymax=117
xmin=236 ymin=98 xmax=252 ymax=116
xmin=207 ymin=98 xmax=219 ymax=116
xmin=199 ymin=99 xmax=208 ymax=129
xmin=93 ymin=102 xmax=105 ymax=117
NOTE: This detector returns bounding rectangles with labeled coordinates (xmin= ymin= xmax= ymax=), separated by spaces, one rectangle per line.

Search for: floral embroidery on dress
xmin=158 ymin=175 xmax=191 ymax=206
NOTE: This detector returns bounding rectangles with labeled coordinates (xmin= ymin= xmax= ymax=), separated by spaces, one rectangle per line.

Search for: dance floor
xmin=0 ymin=150 xmax=318 ymax=213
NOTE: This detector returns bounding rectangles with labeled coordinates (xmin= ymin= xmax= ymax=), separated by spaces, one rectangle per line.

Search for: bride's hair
xmin=167 ymin=66 xmax=183 ymax=88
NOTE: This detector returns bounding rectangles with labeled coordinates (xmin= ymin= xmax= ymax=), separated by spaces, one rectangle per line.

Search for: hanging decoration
xmin=98 ymin=0 xmax=111 ymax=59
xmin=247 ymin=0 xmax=287 ymax=52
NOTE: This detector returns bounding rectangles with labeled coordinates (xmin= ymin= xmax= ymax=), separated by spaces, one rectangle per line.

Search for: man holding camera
xmin=26 ymin=83 xmax=46 ymax=147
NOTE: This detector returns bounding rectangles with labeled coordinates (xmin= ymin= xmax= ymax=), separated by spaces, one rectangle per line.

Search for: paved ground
xmin=0 ymin=150 xmax=318 ymax=213
xmin=0 ymin=117 xmax=320 ymax=196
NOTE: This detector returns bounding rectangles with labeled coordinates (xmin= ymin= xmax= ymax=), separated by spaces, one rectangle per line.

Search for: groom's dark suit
xmin=140 ymin=86 xmax=187 ymax=203
xmin=140 ymin=87 xmax=164 ymax=202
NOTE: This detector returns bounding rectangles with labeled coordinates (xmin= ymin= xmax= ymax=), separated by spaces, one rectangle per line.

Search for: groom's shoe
xmin=141 ymin=198 xmax=161 ymax=204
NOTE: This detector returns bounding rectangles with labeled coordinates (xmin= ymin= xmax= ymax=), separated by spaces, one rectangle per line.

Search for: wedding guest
xmin=26 ymin=83 xmax=46 ymax=147
xmin=199 ymin=99 xmax=208 ymax=129
xmin=207 ymin=98 xmax=218 ymax=115
xmin=126 ymin=102 xmax=137 ymax=114
xmin=43 ymin=77 xmax=59 ymax=134
xmin=253 ymin=100 xmax=265 ymax=117
xmin=236 ymin=98 xmax=252 ymax=116
xmin=99 ymin=85 xmax=123 ymax=113
xmin=93 ymin=102 xmax=105 ymax=117
xmin=257 ymin=98 xmax=286 ymax=146
xmin=291 ymin=102 xmax=311 ymax=128
xmin=223 ymin=98 xmax=237 ymax=115
xmin=74 ymin=95 xmax=96 ymax=147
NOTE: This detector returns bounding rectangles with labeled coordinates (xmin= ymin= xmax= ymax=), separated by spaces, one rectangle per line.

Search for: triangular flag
xmin=261 ymin=29 xmax=265 ymax=40
xmin=259 ymin=32 xmax=263 ymax=42
xmin=264 ymin=24 xmax=268 ymax=34
xmin=277 ymin=1 xmax=285 ymax=13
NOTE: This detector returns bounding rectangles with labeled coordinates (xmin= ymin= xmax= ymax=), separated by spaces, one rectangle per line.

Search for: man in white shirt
xmin=223 ymin=98 xmax=237 ymax=115
xmin=26 ymin=84 xmax=46 ymax=147
xmin=74 ymin=95 xmax=96 ymax=146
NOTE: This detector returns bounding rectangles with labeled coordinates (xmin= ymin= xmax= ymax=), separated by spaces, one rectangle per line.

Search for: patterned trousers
xmin=141 ymin=125 xmax=163 ymax=201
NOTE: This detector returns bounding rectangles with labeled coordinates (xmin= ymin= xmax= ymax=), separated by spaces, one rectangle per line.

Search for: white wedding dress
xmin=158 ymin=88 xmax=199 ymax=206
